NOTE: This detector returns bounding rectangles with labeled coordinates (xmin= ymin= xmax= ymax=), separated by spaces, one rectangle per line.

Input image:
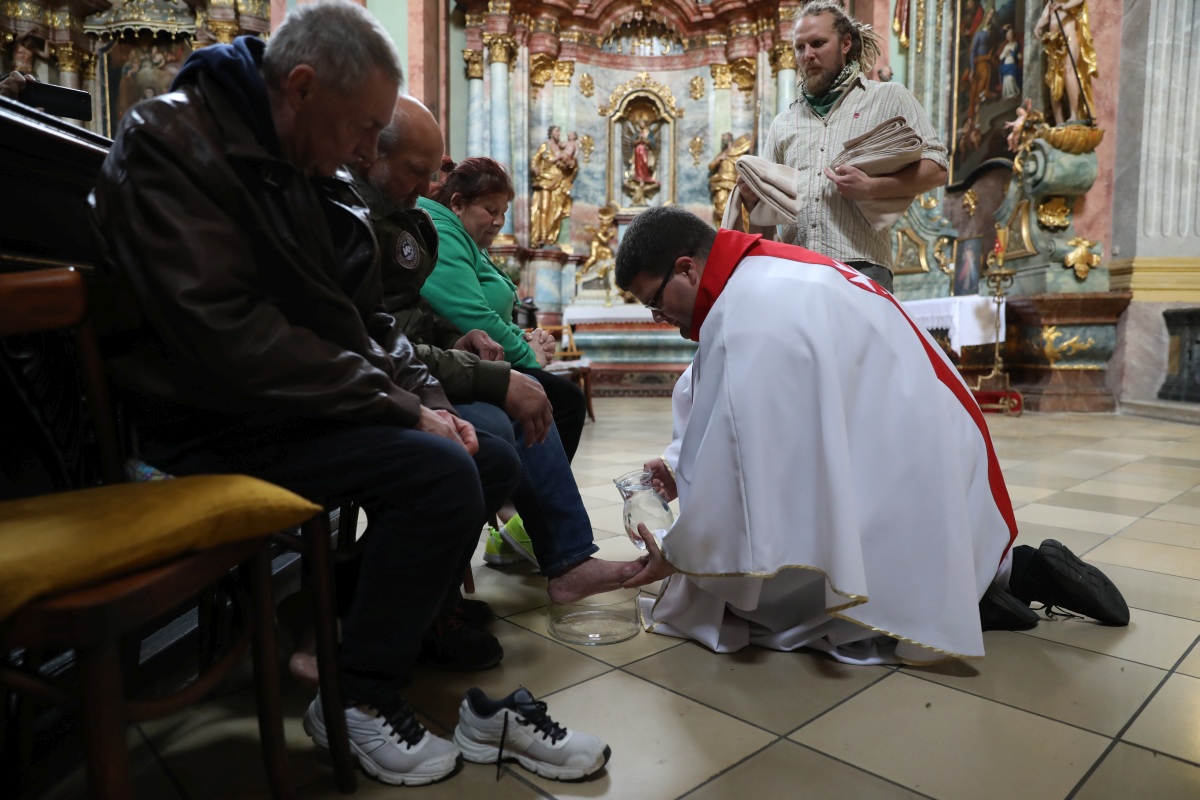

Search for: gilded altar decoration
xmin=729 ymin=57 xmax=755 ymax=92
xmin=553 ymin=60 xmax=574 ymax=86
xmin=689 ymin=75 xmax=705 ymax=100
xmin=529 ymin=53 xmax=555 ymax=92
xmin=1063 ymin=236 xmax=1100 ymax=279
xmin=462 ymin=49 xmax=483 ymax=79
xmin=530 ymin=126 xmax=582 ymax=249
xmin=1035 ymin=0 xmax=1097 ymax=125
xmin=710 ymin=63 xmax=732 ymax=90
xmin=708 ymin=132 xmax=752 ymax=226
xmin=1041 ymin=325 xmax=1094 ymax=366
xmin=769 ymin=41 xmax=797 ymax=75
xmin=598 ymin=72 xmax=682 ymax=118
xmin=579 ymin=73 xmax=594 ymax=97
xmin=579 ymin=133 xmax=594 ymax=164
xmin=962 ymin=189 xmax=978 ymax=216
xmin=482 ymin=32 xmax=515 ymax=67
xmin=1038 ymin=123 xmax=1103 ymax=154
xmin=688 ymin=136 xmax=704 ymax=166
xmin=578 ymin=203 xmax=624 ymax=307
xmin=1037 ymin=196 xmax=1071 ymax=229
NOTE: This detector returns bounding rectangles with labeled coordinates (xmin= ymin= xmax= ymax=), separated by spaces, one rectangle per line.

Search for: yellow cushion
xmin=0 ymin=475 xmax=322 ymax=620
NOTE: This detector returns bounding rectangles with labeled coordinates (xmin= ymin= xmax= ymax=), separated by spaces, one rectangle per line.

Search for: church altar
xmin=901 ymin=296 xmax=1005 ymax=355
xmin=562 ymin=304 xmax=696 ymax=397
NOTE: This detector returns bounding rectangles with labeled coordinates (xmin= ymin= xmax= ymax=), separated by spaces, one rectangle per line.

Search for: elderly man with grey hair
xmin=89 ymin=0 xmax=530 ymax=786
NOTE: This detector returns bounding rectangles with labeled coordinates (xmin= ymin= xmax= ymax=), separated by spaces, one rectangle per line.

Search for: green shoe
xmin=483 ymin=526 xmax=522 ymax=565
xmin=498 ymin=514 xmax=539 ymax=568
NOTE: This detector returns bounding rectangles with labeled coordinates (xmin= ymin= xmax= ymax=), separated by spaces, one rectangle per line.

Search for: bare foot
xmin=548 ymin=557 xmax=643 ymax=604
xmin=289 ymin=626 xmax=319 ymax=687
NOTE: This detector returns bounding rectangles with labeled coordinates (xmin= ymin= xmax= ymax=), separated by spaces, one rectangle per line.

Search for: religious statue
xmin=12 ymin=34 xmax=51 ymax=75
xmin=707 ymin=132 xmax=752 ymax=227
xmin=530 ymin=125 xmax=582 ymax=249
xmin=622 ymin=116 xmax=664 ymax=205
xmin=577 ymin=204 xmax=619 ymax=305
xmin=1034 ymin=0 xmax=1098 ymax=125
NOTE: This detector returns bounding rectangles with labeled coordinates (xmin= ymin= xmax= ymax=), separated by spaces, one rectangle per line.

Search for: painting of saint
xmin=103 ymin=34 xmax=191 ymax=136
xmin=951 ymin=0 xmax=1025 ymax=188
xmin=954 ymin=237 xmax=984 ymax=296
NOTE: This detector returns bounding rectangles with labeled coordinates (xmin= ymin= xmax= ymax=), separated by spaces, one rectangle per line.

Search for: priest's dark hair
xmin=615 ymin=207 xmax=716 ymax=290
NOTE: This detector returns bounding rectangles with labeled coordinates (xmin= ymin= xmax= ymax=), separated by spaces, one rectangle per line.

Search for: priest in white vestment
xmin=612 ymin=207 xmax=1127 ymax=666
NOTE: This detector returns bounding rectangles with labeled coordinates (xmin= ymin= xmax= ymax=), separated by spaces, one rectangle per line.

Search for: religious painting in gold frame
xmin=952 ymin=235 xmax=985 ymax=296
xmin=949 ymin=0 xmax=1026 ymax=189
xmin=95 ymin=32 xmax=193 ymax=137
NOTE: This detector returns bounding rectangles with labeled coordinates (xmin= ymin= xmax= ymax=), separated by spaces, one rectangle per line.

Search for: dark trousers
xmin=518 ymin=367 xmax=587 ymax=461
xmin=143 ymin=414 xmax=521 ymax=706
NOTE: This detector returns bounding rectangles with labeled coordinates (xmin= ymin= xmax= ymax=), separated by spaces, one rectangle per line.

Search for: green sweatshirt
xmin=418 ymin=197 xmax=540 ymax=369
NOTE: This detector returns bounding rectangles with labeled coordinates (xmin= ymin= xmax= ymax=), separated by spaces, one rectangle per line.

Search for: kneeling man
xmin=614 ymin=207 xmax=1126 ymax=665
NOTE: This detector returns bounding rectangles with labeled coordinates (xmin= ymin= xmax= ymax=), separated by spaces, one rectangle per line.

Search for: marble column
xmin=51 ymin=43 xmax=82 ymax=127
xmin=1106 ymin=0 xmax=1200 ymax=405
xmin=463 ymin=49 xmax=485 ymax=157
xmin=81 ymin=53 xmax=99 ymax=135
xmin=483 ymin=33 xmax=515 ymax=237
xmin=729 ymin=57 xmax=755 ymax=140
xmin=710 ymin=63 xmax=732 ymax=151
xmin=550 ymin=60 xmax=574 ymax=247
xmin=770 ymin=42 xmax=796 ymax=117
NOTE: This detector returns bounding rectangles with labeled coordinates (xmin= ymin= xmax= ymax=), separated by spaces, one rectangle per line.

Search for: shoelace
xmin=1035 ymin=603 xmax=1084 ymax=621
xmin=493 ymin=696 xmax=568 ymax=781
xmin=377 ymin=699 xmax=427 ymax=749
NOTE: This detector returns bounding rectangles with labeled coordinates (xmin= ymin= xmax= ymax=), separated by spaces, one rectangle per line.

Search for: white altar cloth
xmin=562 ymin=304 xmax=656 ymax=325
xmin=901 ymin=296 xmax=1005 ymax=354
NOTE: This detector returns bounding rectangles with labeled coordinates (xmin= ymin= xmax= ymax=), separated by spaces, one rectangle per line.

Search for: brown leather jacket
xmin=89 ymin=73 xmax=450 ymax=429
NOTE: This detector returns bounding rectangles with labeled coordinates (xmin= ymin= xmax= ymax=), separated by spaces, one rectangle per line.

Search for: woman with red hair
xmin=418 ymin=157 xmax=587 ymax=459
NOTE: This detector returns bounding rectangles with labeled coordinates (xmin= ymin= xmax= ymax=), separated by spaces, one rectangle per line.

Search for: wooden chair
xmin=540 ymin=323 xmax=596 ymax=422
xmin=0 ymin=268 xmax=356 ymax=798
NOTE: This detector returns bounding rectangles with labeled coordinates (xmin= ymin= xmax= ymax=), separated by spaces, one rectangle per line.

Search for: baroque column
xmin=770 ymin=41 xmax=796 ymax=116
xmin=483 ymin=31 xmax=516 ymax=237
xmin=710 ymin=61 xmax=732 ymax=153
xmin=462 ymin=49 xmax=485 ymax=157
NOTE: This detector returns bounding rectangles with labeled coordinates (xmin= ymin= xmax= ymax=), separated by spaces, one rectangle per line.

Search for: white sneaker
xmin=453 ymin=687 xmax=610 ymax=780
xmin=303 ymin=694 xmax=461 ymax=786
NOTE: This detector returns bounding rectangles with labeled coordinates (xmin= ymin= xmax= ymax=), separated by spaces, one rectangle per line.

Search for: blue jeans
xmin=455 ymin=402 xmax=598 ymax=577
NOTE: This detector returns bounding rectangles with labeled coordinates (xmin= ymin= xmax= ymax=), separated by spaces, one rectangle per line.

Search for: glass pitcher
xmin=613 ymin=469 xmax=674 ymax=550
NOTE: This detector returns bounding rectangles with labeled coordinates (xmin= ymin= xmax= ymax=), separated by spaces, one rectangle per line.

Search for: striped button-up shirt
xmin=764 ymin=75 xmax=948 ymax=268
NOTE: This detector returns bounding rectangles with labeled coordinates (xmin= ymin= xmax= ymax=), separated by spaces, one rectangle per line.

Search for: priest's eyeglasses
xmin=644 ymin=268 xmax=675 ymax=311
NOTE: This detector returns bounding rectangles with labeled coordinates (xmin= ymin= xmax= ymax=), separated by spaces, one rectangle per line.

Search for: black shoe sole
xmin=1038 ymin=539 xmax=1130 ymax=626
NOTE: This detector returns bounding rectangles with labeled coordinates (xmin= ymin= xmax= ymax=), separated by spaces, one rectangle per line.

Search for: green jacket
xmin=417 ymin=196 xmax=540 ymax=369
xmin=357 ymin=178 xmax=512 ymax=406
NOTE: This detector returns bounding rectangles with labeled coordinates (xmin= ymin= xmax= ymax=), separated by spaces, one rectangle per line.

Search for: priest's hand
xmin=504 ymin=372 xmax=553 ymax=445
xmin=622 ymin=523 xmax=676 ymax=588
xmin=644 ymin=457 xmax=678 ymax=502
xmin=454 ymin=329 xmax=505 ymax=361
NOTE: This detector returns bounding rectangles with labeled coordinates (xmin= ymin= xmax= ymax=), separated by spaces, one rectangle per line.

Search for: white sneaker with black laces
xmin=453 ymin=687 xmax=610 ymax=780
xmin=303 ymin=693 xmax=461 ymax=786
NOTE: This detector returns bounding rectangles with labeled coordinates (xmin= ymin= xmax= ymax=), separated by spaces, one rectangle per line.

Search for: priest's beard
xmin=802 ymin=56 xmax=848 ymax=97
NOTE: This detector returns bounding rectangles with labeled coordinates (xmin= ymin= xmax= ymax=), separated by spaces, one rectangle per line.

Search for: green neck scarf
xmin=802 ymin=62 xmax=860 ymax=117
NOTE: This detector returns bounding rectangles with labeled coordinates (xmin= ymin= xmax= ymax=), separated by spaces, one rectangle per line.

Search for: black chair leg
xmin=78 ymin=641 xmax=132 ymax=800
xmin=302 ymin=514 xmax=357 ymax=793
xmin=247 ymin=547 xmax=296 ymax=800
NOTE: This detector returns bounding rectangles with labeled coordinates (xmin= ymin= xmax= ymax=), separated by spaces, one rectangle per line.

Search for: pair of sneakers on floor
xmin=980 ymin=538 xmax=1131 ymax=631
xmin=303 ymin=686 xmax=610 ymax=786
xmin=483 ymin=514 xmax=539 ymax=567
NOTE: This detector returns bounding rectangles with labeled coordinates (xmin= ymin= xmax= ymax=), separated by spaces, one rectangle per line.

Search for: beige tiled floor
xmin=34 ymin=401 xmax=1200 ymax=799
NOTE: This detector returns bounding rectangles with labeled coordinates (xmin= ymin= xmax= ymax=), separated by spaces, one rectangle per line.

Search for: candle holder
xmin=970 ymin=225 xmax=1024 ymax=416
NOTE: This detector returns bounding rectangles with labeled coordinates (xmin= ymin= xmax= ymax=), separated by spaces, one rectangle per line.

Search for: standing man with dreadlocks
xmin=741 ymin=1 xmax=947 ymax=292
